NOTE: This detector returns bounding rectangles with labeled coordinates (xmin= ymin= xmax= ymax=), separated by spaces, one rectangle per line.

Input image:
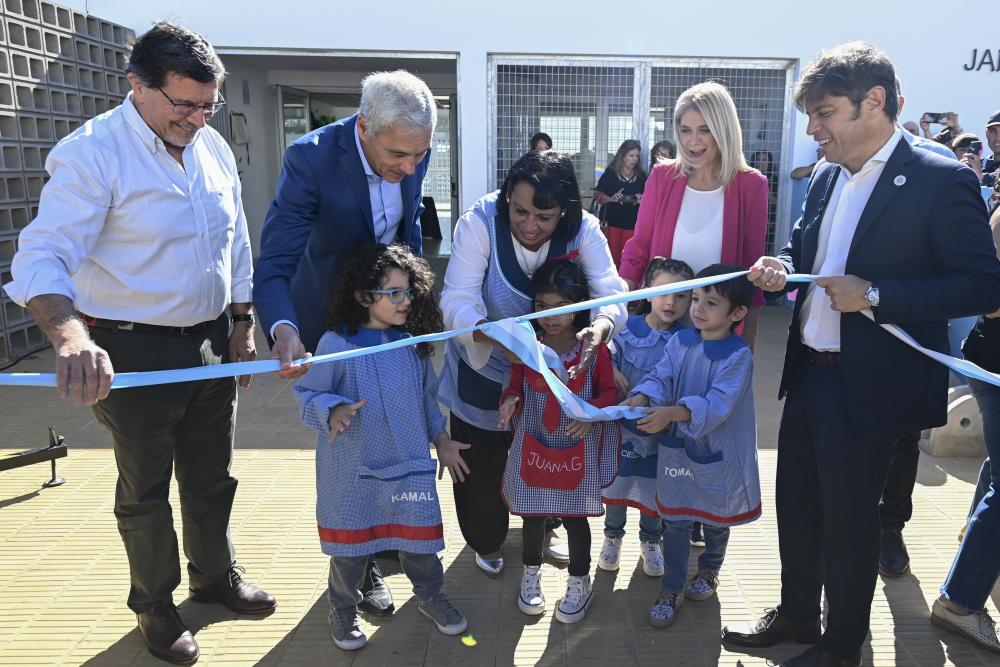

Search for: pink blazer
xmin=619 ymin=163 xmax=770 ymax=306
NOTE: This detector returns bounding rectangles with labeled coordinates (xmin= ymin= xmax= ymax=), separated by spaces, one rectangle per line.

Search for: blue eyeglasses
xmin=363 ymin=288 xmax=414 ymax=304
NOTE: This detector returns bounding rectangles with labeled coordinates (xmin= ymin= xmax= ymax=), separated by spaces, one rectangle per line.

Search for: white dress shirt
xmin=2 ymin=95 xmax=253 ymax=327
xmin=442 ymin=208 xmax=628 ymax=368
xmin=671 ymin=186 xmax=725 ymax=274
xmin=799 ymin=129 xmax=903 ymax=351
xmin=354 ymin=122 xmax=404 ymax=244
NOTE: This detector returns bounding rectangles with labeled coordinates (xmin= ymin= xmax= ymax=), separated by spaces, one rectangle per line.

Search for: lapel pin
xmin=893 ymin=175 xmax=906 ymax=186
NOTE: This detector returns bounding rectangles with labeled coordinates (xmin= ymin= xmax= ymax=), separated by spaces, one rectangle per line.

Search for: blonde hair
xmin=672 ymin=82 xmax=751 ymax=187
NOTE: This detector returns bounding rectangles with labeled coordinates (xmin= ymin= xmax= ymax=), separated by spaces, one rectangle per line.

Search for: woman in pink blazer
xmin=620 ymin=82 xmax=769 ymax=347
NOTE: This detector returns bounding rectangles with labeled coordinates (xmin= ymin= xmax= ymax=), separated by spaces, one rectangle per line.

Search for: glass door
xmin=277 ymin=86 xmax=310 ymax=149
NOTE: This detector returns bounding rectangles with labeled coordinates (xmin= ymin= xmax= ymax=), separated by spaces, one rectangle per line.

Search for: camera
xmin=967 ymin=140 xmax=983 ymax=156
xmin=923 ymin=112 xmax=948 ymax=124
xmin=620 ymin=194 xmax=638 ymax=205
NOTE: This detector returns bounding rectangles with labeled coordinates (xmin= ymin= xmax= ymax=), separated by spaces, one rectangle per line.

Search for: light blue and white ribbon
xmin=3 ymin=271 xmax=999 ymax=414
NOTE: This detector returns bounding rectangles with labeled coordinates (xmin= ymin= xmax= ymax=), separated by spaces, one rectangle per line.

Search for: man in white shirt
xmin=2 ymin=22 xmax=274 ymax=664
xmin=724 ymin=42 xmax=1000 ymax=666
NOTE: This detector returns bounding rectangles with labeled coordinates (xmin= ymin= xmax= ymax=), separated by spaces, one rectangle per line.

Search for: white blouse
xmin=670 ymin=186 xmax=725 ymax=274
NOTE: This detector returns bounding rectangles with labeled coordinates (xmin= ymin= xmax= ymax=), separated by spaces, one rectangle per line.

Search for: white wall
xmin=72 ymin=0 xmax=1000 ymax=222
xmin=219 ymin=57 xmax=278 ymax=250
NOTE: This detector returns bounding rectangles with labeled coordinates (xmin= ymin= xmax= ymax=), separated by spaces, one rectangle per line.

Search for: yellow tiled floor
xmin=1 ymin=308 xmax=998 ymax=666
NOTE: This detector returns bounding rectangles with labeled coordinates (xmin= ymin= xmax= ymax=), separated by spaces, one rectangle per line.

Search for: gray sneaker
xmin=685 ymin=570 xmax=719 ymax=601
xmin=329 ymin=606 xmax=366 ymax=651
xmin=419 ymin=593 xmax=469 ymax=636
xmin=649 ymin=591 xmax=684 ymax=628
xmin=931 ymin=598 xmax=1000 ymax=653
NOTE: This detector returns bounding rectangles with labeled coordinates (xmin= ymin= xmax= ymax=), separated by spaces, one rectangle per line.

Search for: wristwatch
xmin=231 ymin=313 xmax=255 ymax=325
xmin=864 ymin=284 xmax=880 ymax=309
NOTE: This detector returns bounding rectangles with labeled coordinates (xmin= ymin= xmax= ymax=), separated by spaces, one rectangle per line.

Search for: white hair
xmin=359 ymin=70 xmax=437 ymax=136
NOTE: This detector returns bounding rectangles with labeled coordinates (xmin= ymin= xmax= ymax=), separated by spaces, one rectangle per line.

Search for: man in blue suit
xmin=722 ymin=43 xmax=1000 ymax=666
xmin=253 ymin=70 xmax=436 ymax=617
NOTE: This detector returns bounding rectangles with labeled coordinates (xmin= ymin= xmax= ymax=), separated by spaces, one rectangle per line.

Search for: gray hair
xmin=359 ymin=70 xmax=437 ymax=136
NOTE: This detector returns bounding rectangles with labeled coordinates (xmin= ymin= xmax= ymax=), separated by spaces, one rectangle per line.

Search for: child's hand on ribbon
xmin=636 ymin=406 xmax=676 ymax=434
xmin=434 ymin=434 xmax=472 ymax=483
xmin=565 ymin=420 xmax=592 ymax=439
xmin=498 ymin=396 xmax=520 ymax=429
xmin=327 ymin=399 xmax=366 ymax=443
xmin=621 ymin=393 xmax=649 ymax=409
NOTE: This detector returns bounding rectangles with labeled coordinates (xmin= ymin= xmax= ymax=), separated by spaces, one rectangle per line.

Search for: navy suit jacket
xmin=777 ymin=137 xmax=1000 ymax=439
xmin=253 ymin=114 xmax=429 ymax=352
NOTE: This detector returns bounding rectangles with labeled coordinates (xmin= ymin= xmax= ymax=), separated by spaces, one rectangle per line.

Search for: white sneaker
xmin=555 ymin=575 xmax=593 ymax=624
xmin=640 ymin=540 xmax=664 ymax=577
xmin=598 ymin=536 xmax=621 ymax=571
xmin=931 ymin=597 xmax=1000 ymax=653
xmin=544 ymin=530 xmax=571 ymax=563
xmin=518 ymin=565 xmax=546 ymax=616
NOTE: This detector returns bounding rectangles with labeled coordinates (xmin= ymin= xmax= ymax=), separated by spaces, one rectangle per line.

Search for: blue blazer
xmin=253 ymin=114 xmax=429 ymax=352
xmin=776 ymin=138 xmax=1000 ymax=439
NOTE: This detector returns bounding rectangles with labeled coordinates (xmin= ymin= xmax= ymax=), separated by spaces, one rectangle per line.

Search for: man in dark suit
xmin=722 ymin=42 xmax=1000 ymax=666
xmin=253 ymin=70 xmax=436 ymax=616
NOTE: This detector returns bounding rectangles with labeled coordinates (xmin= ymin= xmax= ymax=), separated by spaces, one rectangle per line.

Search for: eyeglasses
xmin=363 ymin=288 xmax=414 ymax=304
xmin=157 ymin=88 xmax=227 ymax=117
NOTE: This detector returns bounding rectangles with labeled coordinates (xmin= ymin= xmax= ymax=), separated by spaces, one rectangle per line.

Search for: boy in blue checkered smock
xmin=294 ymin=244 xmax=471 ymax=651
xmin=599 ymin=258 xmax=694 ymax=578
xmin=622 ymin=264 xmax=762 ymax=630
xmin=497 ymin=259 xmax=621 ymax=625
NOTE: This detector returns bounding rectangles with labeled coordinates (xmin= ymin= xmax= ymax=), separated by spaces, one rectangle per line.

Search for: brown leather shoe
xmin=137 ymin=602 xmax=200 ymax=665
xmin=722 ymin=607 xmax=821 ymax=647
xmin=189 ymin=563 xmax=276 ymax=614
xmin=777 ymin=644 xmax=862 ymax=666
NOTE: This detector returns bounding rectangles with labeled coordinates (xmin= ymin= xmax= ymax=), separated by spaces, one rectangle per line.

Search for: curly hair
xmin=326 ymin=243 xmax=443 ymax=357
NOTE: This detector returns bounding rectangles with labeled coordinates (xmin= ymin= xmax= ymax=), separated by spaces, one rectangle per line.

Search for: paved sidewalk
xmin=0 ymin=307 xmax=997 ymax=666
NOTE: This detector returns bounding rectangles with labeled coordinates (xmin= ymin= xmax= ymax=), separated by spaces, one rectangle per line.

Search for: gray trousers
xmin=90 ymin=315 xmax=238 ymax=612
xmin=327 ymin=552 xmax=443 ymax=611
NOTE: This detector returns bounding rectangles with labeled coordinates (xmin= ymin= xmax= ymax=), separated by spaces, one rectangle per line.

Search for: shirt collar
xmin=340 ymin=325 xmax=408 ymax=347
xmin=626 ymin=314 xmax=684 ymax=339
xmin=122 ymin=92 xmax=200 ymax=155
xmin=354 ymin=122 xmax=377 ymax=180
xmin=840 ymin=128 xmax=902 ymax=181
xmin=676 ymin=326 xmax=748 ymax=361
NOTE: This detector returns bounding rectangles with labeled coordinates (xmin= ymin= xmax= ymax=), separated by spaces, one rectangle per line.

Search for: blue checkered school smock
xmin=631 ymin=328 xmax=761 ymax=527
xmin=293 ymin=327 xmax=448 ymax=557
xmin=501 ymin=343 xmax=621 ymax=517
xmin=602 ymin=316 xmax=685 ymax=516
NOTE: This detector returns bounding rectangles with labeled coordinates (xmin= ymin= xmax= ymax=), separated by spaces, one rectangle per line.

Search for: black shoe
xmin=137 ymin=601 xmax=200 ymax=665
xmin=189 ymin=563 xmax=276 ymax=614
xmin=879 ymin=527 xmax=910 ymax=578
xmin=690 ymin=521 xmax=706 ymax=548
xmin=777 ymin=644 xmax=861 ymax=666
xmin=359 ymin=559 xmax=395 ymax=617
xmin=722 ymin=607 xmax=821 ymax=647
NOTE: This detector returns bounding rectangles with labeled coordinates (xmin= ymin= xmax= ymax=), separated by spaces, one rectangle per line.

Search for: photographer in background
xmin=594 ymin=139 xmax=646 ymax=267
xmin=921 ymin=110 xmax=963 ymax=147
xmin=959 ymin=110 xmax=1000 ymax=191
xmin=951 ymin=133 xmax=982 ymax=162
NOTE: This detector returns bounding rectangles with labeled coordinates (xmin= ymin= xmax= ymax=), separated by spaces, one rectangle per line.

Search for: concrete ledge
xmin=922 ymin=385 xmax=987 ymax=457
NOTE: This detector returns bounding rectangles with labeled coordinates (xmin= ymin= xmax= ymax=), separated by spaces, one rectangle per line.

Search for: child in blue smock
xmin=622 ymin=264 xmax=761 ymax=629
xmin=294 ymin=244 xmax=471 ymax=651
xmin=599 ymin=257 xmax=694 ymax=578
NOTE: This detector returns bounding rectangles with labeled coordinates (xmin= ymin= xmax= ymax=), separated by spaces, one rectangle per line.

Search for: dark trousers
xmin=450 ymin=414 xmax=513 ymax=555
xmin=90 ymin=315 xmax=238 ymax=613
xmin=878 ymin=431 xmax=921 ymax=530
xmin=523 ymin=516 xmax=591 ymax=576
xmin=776 ymin=362 xmax=896 ymax=659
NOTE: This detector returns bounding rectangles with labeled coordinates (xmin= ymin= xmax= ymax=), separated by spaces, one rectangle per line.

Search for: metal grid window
xmin=493 ymin=63 xmax=635 ymax=204
xmin=490 ymin=56 xmax=795 ymax=256
xmin=650 ymin=65 xmax=790 ymax=253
